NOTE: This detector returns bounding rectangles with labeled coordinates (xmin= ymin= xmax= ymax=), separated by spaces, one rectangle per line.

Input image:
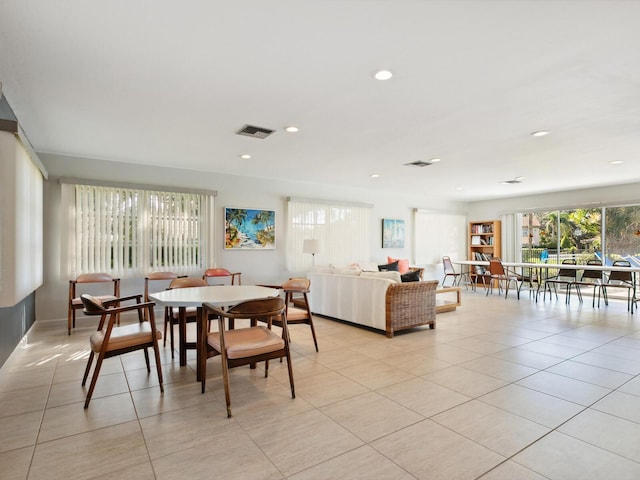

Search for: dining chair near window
xmin=80 ymin=293 xmax=163 ymax=408
xmin=603 ymin=260 xmax=635 ymax=311
xmin=442 ymin=256 xmax=463 ymax=287
xmin=543 ymin=259 xmax=578 ymax=303
xmin=517 ymin=265 xmax=542 ymax=301
xmin=487 ymin=259 xmax=521 ymax=299
xmin=200 ymin=297 xmax=295 ymax=417
xmin=144 ymin=271 xmax=180 ymax=322
xmin=68 ymin=273 xmax=120 ymax=335
xmin=203 ymin=268 xmax=242 ymax=286
xmin=165 ymin=277 xmax=208 ymax=358
xmin=573 ymin=259 xmax=607 ymax=307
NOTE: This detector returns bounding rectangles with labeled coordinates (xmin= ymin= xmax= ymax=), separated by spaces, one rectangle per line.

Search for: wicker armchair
xmin=385 ymin=280 xmax=438 ymax=338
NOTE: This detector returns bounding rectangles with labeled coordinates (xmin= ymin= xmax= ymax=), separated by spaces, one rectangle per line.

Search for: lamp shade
xmin=303 ymin=239 xmax=320 ymax=254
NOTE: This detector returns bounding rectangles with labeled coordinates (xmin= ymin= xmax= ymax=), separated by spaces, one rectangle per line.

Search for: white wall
xmin=38 ymin=153 xmax=466 ymax=321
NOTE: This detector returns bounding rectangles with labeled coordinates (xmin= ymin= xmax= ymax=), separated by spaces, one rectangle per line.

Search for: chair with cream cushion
xmin=200 ymin=297 xmax=294 ymax=417
xmin=68 ymin=273 xmax=120 ymax=335
xmin=80 ymin=293 xmax=163 ymax=408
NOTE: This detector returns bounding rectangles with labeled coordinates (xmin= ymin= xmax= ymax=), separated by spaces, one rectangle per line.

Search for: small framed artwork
xmin=382 ymin=218 xmax=405 ymax=248
xmin=225 ymin=207 xmax=276 ymax=250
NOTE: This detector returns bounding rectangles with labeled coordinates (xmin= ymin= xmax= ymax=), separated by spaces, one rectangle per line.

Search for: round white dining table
xmin=149 ymin=285 xmax=281 ymax=377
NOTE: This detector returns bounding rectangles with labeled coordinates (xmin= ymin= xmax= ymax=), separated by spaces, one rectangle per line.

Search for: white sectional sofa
xmin=308 ymin=271 xmax=438 ymax=338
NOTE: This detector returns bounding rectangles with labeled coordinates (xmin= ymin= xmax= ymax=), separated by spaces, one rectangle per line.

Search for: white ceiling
xmin=1 ymin=0 xmax=639 ymax=202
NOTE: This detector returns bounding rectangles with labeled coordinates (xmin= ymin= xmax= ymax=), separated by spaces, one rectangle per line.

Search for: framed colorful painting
xmin=225 ymin=207 xmax=276 ymax=249
xmin=382 ymin=218 xmax=405 ymax=248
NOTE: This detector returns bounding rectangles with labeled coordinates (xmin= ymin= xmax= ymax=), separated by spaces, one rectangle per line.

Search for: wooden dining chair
xmin=80 ymin=294 xmax=163 ymax=408
xmin=280 ymin=277 xmax=318 ymax=352
xmin=203 ymin=268 xmax=242 ymax=286
xmin=68 ymin=273 xmax=120 ymax=335
xmin=144 ymin=271 xmax=180 ymax=322
xmin=200 ymin=297 xmax=295 ymax=417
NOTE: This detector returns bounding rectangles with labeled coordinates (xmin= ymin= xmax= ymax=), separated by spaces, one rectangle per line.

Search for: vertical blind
xmin=286 ymin=197 xmax=372 ymax=272
xmin=62 ymin=183 xmax=215 ymax=278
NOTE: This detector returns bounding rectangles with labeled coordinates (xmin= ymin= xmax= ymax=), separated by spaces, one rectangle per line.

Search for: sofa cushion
xmin=362 ymin=271 xmax=402 ymax=283
xmin=378 ymin=260 xmax=399 ymax=272
xmin=387 ymin=257 xmax=410 ymax=274
xmin=400 ymin=269 xmax=421 ymax=282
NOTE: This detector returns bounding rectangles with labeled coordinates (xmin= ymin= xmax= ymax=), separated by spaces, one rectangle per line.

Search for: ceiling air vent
xmin=404 ymin=160 xmax=433 ymax=167
xmin=236 ymin=124 xmax=276 ymax=139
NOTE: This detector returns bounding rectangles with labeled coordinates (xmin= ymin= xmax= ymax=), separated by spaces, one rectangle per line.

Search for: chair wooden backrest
xmin=144 ymin=271 xmax=179 ymax=302
xmin=281 ymin=277 xmax=318 ymax=352
xmin=200 ymin=297 xmax=294 ymax=417
xmin=68 ymin=273 xmax=121 ymax=335
xmin=203 ymin=268 xmax=242 ymax=286
xmin=80 ymin=293 xmax=163 ymax=408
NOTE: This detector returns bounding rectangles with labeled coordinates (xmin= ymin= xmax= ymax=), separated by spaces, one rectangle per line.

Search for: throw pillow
xmin=387 ymin=256 xmax=410 ymax=274
xmin=400 ymin=270 xmax=421 ymax=282
xmin=378 ymin=260 xmax=399 ymax=272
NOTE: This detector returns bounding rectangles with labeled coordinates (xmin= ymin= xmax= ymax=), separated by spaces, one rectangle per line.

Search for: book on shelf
xmin=471 ymin=235 xmax=481 ymax=245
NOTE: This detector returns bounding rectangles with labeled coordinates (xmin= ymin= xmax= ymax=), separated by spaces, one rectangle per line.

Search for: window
xmin=286 ymin=197 xmax=372 ymax=272
xmin=61 ymin=182 xmax=215 ymax=278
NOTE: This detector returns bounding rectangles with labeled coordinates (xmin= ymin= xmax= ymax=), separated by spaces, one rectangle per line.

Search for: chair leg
xmin=152 ymin=338 xmax=164 ymax=393
xmin=82 ymin=351 xmax=95 ymax=386
xmin=170 ymin=319 xmax=175 ymax=359
xmin=220 ymin=360 xmax=233 ymax=418
xmin=309 ymin=319 xmax=319 ymax=352
xmin=143 ymin=347 xmax=151 ymax=373
xmin=285 ymin=350 xmax=295 ymax=399
xmin=84 ymin=353 xmax=105 ymax=408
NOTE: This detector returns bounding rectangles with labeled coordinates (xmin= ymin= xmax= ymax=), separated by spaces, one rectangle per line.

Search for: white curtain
xmin=501 ymin=213 xmax=522 ymax=262
xmin=62 ymin=183 xmax=215 ymax=278
xmin=0 ymin=132 xmax=44 ymax=307
xmin=286 ymin=197 xmax=372 ymax=272
xmin=414 ymin=209 xmax=467 ymax=281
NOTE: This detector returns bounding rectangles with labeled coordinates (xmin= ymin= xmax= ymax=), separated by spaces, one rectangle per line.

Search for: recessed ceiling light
xmin=455 ymin=187 xmax=463 ymax=191
xmin=514 ymin=176 xmax=525 ymax=181
xmin=370 ymin=174 xmax=380 ymax=178
xmin=610 ymin=160 xmax=623 ymax=165
xmin=531 ymin=130 xmax=550 ymax=137
xmin=429 ymin=158 xmax=441 ymax=163
xmin=374 ymin=70 xmax=393 ymax=81
xmin=285 ymin=126 xmax=299 ymax=133
xmin=239 ymin=154 xmax=251 ymax=159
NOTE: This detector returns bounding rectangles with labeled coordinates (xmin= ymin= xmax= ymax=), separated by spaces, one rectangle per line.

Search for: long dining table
xmin=455 ymin=259 xmax=640 ymax=312
xmin=148 ymin=285 xmax=281 ymax=379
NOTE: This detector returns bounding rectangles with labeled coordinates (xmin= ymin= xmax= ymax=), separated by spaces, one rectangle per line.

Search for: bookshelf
xmin=469 ymin=220 xmax=501 ymax=262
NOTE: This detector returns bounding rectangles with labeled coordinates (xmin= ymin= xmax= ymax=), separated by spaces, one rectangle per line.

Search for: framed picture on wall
xmin=225 ymin=207 xmax=276 ymax=250
xmin=382 ymin=218 xmax=405 ymax=248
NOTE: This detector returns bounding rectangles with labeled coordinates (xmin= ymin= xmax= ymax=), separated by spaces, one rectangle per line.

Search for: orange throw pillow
xmin=387 ymin=256 xmax=410 ymax=274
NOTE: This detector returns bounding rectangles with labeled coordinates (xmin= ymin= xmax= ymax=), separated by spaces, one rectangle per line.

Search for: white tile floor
xmin=2 ymin=289 xmax=640 ymax=479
